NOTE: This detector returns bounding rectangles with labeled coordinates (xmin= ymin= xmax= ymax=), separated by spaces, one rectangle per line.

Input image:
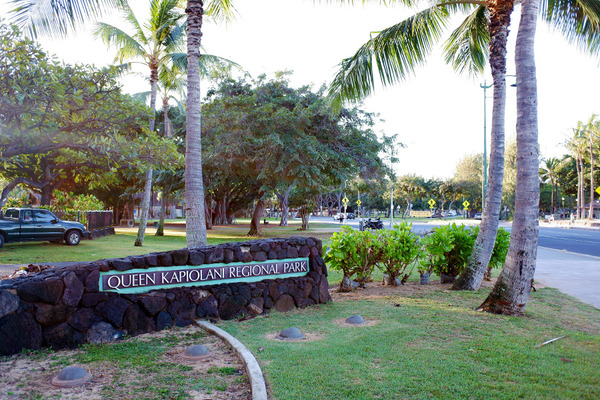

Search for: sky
xmin=2 ymin=0 xmax=599 ymax=179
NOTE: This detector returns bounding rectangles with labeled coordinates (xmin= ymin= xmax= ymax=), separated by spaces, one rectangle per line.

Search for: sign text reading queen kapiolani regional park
xmin=99 ymin=257 xmax=310 ymax=294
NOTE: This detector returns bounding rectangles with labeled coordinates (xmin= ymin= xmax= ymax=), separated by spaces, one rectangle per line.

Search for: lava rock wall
xmin=0 ymin=237 xmax=329 ymax=356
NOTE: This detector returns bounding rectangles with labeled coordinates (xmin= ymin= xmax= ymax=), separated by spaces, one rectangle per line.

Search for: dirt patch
xmin=329 ymin=278 xmax=497 ymax=302
xmin=0 ymin=326 xmax=251 ymax=400
xmin=264 ymin=332 xmax=324 ymax=342
xmin=334 ymin=318 xmax=380 ymax=328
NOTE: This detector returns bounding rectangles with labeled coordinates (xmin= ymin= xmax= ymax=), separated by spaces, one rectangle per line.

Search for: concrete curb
xmin=195 ymin=320 xmax=268 ymax=400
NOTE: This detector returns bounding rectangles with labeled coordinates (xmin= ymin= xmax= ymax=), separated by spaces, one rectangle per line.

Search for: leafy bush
xmin=419 ymin=227 xmax=453 ymax=277
xmin=489 ymin=227 xmax=511 ymax=268
xmin=51 ymin=190 xmax=105 ymax=211
xmin=324 ymin=226 xmax=382 ymax=291
xmin=377 ymin=222 xmax=422 ymax=285
xmin=435 ymin=223 xmax=477 ymax=278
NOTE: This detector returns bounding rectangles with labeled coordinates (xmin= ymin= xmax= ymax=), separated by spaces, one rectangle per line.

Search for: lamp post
xmin=389 ymin=146 xmax=394 ymax=228
xmin=480 ymin=80 xmax=492 ymax=210
xmin=480 ymin=76 xmax=516 ymax=210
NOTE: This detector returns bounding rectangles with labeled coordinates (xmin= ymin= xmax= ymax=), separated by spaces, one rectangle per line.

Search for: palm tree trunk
xmin=155 ymin=190 xmax=166 ymax=236
xmin=185 ymin=0 xmax=208 ymax=248
xmin=478 ymin=0 xmax=541 ymax=315
xmin=452 ymin=0 xmax=513 ymax=291
xmin=134 ymin=168 xmax=153 ymax=246
xmin=134 ymin=64 xmax=159 ymax=246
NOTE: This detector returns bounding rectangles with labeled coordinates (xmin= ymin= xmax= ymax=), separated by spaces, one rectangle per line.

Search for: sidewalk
xmin=535 ymin=247 xmax=600 ymax=309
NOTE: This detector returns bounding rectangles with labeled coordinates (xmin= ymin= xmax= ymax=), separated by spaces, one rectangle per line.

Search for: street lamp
xmin=480 ymin=76 xmax=516 ymax=210
xmin=480 ymin=80 xmax=492 ymax=210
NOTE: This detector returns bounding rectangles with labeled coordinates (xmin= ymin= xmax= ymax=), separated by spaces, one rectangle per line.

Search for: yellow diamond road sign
xmin=428 ymin=199 xmax=435 ymax=207
xmin=342 ymin=196 xmax=349 ymax=206
xmin=596 ymin=186 xmax=600 ymax=196
xmin=356 ymin=199 xmax=362 ymax=206
xmin=463 ymin=200 xmax=470 ymax=209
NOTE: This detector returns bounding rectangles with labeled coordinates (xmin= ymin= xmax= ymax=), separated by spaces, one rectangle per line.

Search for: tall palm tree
xmin=330 ymin=0 xmax=600 ymax=292
xmin=566 ymin=124 xmax=588 ymax=218
xmin=539 ymin=157 xmax=560 ymax=213
xmin=8 ymin=0 xmax=235 ymax=249
xmin=94 ymin=0 xmax=186 ymax=246
xmin=184 ymin=0 xmax=234 ymax=248
xmin=478 ymin=0 xmax=541 ymax=314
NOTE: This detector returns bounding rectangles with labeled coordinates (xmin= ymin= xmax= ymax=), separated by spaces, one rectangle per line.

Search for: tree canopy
xmin=0 ymin=23 xmax=181 ymax=207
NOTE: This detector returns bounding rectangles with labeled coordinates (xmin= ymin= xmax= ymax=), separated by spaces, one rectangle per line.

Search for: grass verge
xmin=217 ymin=285 xmax=600 ymax=400
xmin=0 ymin=219 xmax=334 ymax=265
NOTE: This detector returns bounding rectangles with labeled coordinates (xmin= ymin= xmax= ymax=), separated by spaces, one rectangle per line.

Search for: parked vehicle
xmin=0 ymin=208 xmax=87 ymax=248
xmin=474 ymin=212 xmax=482 ymax=220
xmin=363 ymin=218 xmax=383 ymax=230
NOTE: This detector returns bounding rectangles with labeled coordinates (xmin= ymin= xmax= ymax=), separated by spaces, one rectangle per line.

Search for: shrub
xmin=377 ymin=222 xmax=422 ymax=285
xmin=490 ymin=227 xmax=511 ymax=268
xmin=419 ymin=227 xmax=453 ymax=278
xmin=434 ymin=223 xmax=477 ymax=278
xmin=324 ymin=226 xmax=382 ymax=291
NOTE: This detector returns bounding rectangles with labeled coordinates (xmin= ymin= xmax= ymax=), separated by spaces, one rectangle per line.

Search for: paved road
xmin=537 ymin=226 xmax=600 ymax=257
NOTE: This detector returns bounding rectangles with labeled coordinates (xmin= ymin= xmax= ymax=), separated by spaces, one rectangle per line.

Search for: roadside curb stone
xmin=196 ymin=320 xmax=268 ymax=400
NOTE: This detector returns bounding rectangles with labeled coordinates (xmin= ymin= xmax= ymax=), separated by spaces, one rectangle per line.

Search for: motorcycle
xmin=363 ymin=217 xmax=383 ymax=230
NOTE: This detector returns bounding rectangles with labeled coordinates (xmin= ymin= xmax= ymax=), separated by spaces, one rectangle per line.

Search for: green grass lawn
xmin=0 ymin=220 xmax=335 ymax=265
xmin=1 ymin=219 xmax=598 ymax=399
xmin=217 ymin=286 xmax=600 ymax=400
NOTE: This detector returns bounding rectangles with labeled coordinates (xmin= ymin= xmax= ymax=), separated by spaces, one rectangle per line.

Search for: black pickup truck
xmin=0 ymin=208 xmax=87 ymax=248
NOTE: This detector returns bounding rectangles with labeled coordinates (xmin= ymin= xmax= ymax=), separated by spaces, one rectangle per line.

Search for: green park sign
xmin=99 ymin=257 xmax=310 ymax=294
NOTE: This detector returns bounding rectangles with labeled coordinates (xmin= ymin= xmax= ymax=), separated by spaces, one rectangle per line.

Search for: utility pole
xmin=480 ymin=80 xmax=492 ymax=210
xmin=389 ymin=146 xmax=394 ymax=228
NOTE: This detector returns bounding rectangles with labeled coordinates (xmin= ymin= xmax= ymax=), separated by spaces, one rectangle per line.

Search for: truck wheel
xmin=65 ymin=230 xmax=82 ymax=246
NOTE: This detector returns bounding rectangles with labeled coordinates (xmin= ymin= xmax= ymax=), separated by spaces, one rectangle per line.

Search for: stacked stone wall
xmin=0 ymin=237 xmax=329 ymax=356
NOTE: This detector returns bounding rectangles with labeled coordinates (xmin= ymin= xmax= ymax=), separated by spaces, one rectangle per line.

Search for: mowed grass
xmin=218 ymin=287 xmax=600 ymax=400
xmin=0 ymin=218 xmax=335 ymax=265
xmin=1 ymin=219 xmax=598 ymax=399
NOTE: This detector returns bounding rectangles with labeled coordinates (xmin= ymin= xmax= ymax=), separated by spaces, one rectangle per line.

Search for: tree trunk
xmin=184 ymin=0 xmax=208 ymax=248
xmin=452 ymin=0 xmax=513 ymax=291
xmin=478 ymin=0 xmax=540 ymax=315
xmin=277 ymin=185 xmax=292 ymax=226
xmin=134 ymin=61 xmax=159 ymax=246
xmin=155 ymin=190 xmax=166 ymax=236
xmin=248 ymin=197 xmax=265 ymax=236
xmin=135 ymin=167 xmax=153 ymax=246
xmin=299 ymin=205 xmax=310 ymax=230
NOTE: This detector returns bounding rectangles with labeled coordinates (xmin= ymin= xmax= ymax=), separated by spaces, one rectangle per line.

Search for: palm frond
xmin=7 ymin=0 xmax=124 ymax=37
xmin=93 ymin=22 xmax=146 ymax=63
xmin=542 ymin=0 xmax=600 ymax=57
xmin=205 ymin=0 xmax=237 ymax=24
xmin=169 ymin=52 xmax=243 ymax=78
xmin=329 ymin=5 xmax=452 ymax=104
xmin=443 ymin=5 xmax=489 ymax=75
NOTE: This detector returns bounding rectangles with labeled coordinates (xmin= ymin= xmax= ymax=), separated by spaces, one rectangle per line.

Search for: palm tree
xmin=539 ymin=157 xmax=560 ymax=213
xmin=94 ymin=0 xmax=186 ymax=246
xmin=330 ymin=0 xmax=600 ymax=292
xmin=566 ymin=124 xmax=588 ymax=218
xmin=477 ymin=0 xmax=541 ymax=314
xmin=330 ymin=1 xmax=512 ymax=292
xmin=8 ymin=0 xmax=235 ymax=249
xmin=184 ymin=0 xmax=234 ymax=248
